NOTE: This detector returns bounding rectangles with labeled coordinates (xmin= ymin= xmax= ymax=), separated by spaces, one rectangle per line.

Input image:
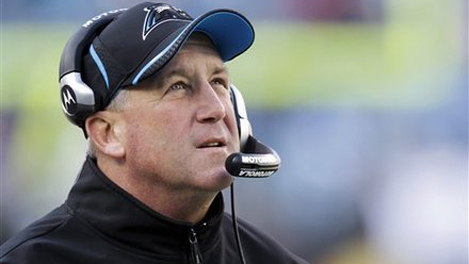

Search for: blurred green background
xmin=1 ymin=0 xmax=467 ymax=263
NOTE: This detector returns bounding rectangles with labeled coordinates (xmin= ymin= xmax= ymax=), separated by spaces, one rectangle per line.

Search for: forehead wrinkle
xmin=213 ymin=65 xmax=229 ymax=75
xmin=160 ymin=53 xmax=227 ymax=80
xmin=163 ymin=67 xmax=191 ymax=80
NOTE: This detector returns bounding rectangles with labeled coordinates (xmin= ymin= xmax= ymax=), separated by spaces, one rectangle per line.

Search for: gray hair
xmin=87 ymin=89 xmax=130 ymax=158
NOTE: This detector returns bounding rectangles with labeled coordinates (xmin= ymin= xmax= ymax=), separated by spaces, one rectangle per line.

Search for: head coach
xmin=0 ymin=2 xmax=309 ymax=264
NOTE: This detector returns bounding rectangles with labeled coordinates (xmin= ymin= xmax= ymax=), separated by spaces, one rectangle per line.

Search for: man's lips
xmin=196 ymin=137 xmax=228 ymax=148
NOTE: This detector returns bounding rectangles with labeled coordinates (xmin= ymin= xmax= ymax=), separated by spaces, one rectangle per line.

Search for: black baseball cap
xmin=80 ymin=2 xmax=255 ymax=110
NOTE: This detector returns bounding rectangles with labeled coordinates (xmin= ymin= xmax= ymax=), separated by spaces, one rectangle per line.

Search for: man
xmin=0 ymin=2 xmax=308 ymax=264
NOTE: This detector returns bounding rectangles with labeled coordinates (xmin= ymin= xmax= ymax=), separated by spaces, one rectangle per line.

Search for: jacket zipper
xmin=189 ymin=228 xmax=203 ymax=264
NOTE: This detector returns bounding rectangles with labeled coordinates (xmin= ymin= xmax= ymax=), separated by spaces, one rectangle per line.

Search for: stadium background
xmin=1 ymin=0 xmax=467 ymax=263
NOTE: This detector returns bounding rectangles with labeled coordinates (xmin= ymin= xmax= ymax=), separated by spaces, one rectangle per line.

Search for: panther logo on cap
xmin=142 ymin=4 xmax=191 ymax=41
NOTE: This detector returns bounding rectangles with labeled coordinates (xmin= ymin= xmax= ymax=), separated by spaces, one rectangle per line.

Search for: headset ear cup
xmin=60 ymin=72 xmax=96 ymax=128
xmin=230 ymin=84 xmax=252 ymax=151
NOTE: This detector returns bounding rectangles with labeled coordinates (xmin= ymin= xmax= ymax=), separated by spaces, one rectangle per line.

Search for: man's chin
xmin=198 ymin=166 xmax=234 ymax=191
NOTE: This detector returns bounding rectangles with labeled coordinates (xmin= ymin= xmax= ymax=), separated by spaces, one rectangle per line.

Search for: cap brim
xmin=126 ymin=9 xmax=255 ymax=86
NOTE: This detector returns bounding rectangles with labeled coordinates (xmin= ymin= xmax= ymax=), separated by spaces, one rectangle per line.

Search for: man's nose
xmin=195 ymin=82 xmax=226 ymax=123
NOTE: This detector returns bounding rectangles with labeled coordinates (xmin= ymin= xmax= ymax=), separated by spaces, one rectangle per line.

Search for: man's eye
xmin=169 ymin=82 xmax=187 ymax=91
xmin=211 ymin=79 xmax=228 ymax=89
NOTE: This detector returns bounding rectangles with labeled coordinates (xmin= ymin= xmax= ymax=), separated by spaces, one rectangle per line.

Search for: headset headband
xmin=60 ymin=10 xmax=125 ymax=79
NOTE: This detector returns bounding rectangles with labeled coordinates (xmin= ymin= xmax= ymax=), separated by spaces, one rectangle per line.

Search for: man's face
xmin=118 ymin=35 xmax=239 ymax=193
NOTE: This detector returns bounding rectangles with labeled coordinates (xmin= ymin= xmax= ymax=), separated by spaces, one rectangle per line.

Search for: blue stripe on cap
xmin=89 ymin=44 xmax=110 ymax=89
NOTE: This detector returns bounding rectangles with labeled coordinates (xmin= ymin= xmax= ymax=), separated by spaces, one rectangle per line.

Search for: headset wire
xmin=230 ymin=183 xmax=247 ymax=264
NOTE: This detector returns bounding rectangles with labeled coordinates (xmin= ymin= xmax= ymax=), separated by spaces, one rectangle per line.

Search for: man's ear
xmin=85 ymin=112 xmax=125 ymax=158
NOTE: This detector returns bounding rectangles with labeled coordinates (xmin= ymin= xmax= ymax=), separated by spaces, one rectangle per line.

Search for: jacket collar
xmin=66 ymin=156 xmax=224 ymax=256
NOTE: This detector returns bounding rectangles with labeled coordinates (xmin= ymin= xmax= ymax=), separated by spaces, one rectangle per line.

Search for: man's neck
xmin=97 ymin=157 xmax=217 ymax=224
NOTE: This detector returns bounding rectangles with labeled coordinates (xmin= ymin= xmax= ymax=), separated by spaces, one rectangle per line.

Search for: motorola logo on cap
xmin=142 ymin=4 xmax=192 ymax=40
xmin=61 ymin=85 xmax=78 ymax=116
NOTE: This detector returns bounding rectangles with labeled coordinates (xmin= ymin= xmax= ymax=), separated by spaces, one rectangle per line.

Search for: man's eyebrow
xmin=213 ymin=65 xmax=229 ymax=75
xmin=151 ymin=68 xmax=191 ymax=89
xmin=150 ymin=65 xmax=229 ymax=88
xmin=161 ymin=65 xmax=228 ymax=81
xmin=164 ymin=65 xmax=228 ymax=76
xmin=163 ymin=67 xmax=192 ymax=79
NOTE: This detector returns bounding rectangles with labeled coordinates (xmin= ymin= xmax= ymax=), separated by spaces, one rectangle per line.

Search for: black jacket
xmin=1 ymin=157 xmax=309 ymax=264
